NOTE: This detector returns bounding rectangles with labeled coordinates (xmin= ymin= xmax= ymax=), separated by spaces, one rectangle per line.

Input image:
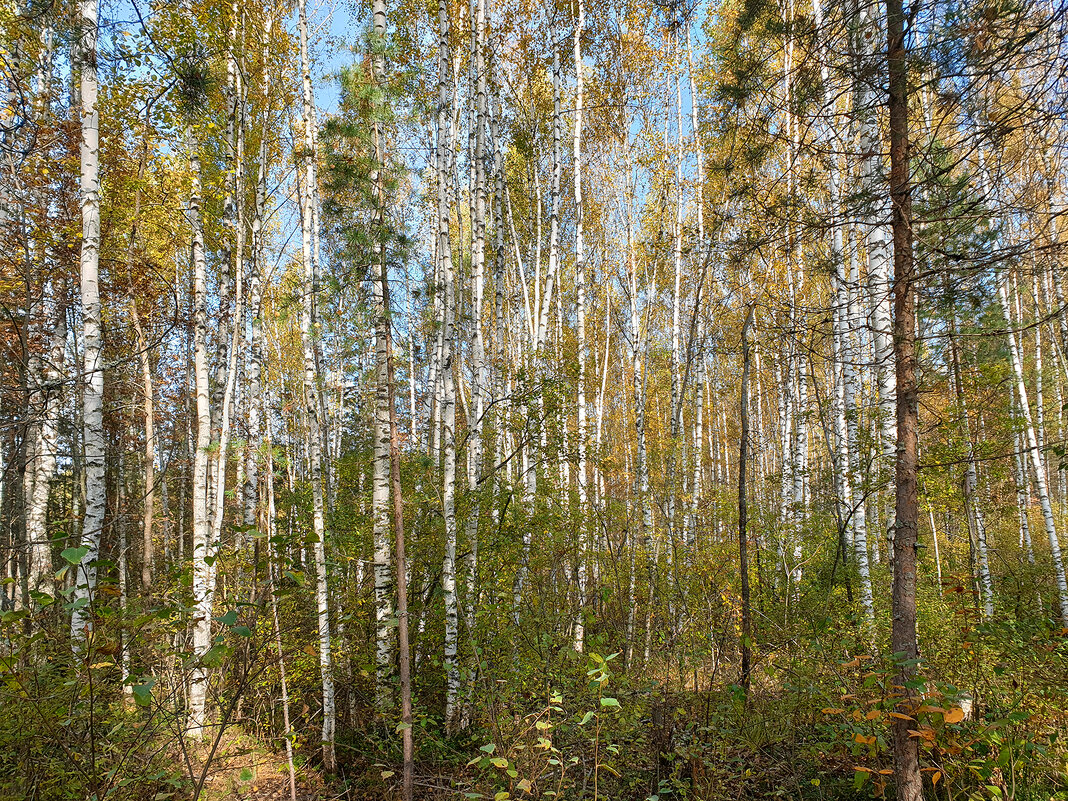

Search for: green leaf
xmin=61 ymin=546 xmax=89 ymax=565
xmin=132 ymin=679 xmax=155 ymax=707
xmin=490 ymin=757 xmax=508 ymax=768
xmin=579 ymin=711 xmax=595 ymax=725
xmin=600 ymin=697 xmax=620 ymax=708
xmin=239 ymin=768 xmax=254 ymax=782
xmin=201 ymin=644 xmax=229 ymax=667
xmin=853 ymin=770 xmax=869 ymax=790
xmin=231 ymin=625 xmax=252 ymax=638
xmin=216 ymin=610 xmax=238 ymax=626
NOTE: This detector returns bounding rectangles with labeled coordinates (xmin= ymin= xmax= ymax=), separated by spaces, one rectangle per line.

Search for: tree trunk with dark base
xmin=887 ymin=0 xmax=924 ymax=797
xmin=738 ymin=305 xmax=754 ymax=697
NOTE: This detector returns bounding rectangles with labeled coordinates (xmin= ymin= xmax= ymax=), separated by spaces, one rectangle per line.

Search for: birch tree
xmin=572 ymin=0 xmax=588 ymax=652
xmin=298 ymin=0 xmax=336 ymax=760
xmin=998 ymin=274 xmax=1068 ymax=624
xmin=71 ymin=0 xmax=103 ymax=647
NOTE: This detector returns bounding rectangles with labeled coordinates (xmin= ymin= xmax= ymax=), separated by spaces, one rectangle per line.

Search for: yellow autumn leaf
xmin=943 ymin=707 xmax=965 ymax=724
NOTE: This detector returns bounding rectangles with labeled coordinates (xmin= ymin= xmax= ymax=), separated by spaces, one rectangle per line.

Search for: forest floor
xmin=192 ymin=729 xmax=325 ymax=801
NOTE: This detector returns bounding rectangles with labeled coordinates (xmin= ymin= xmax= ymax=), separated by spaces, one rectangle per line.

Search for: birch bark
xmin=437 ymin=0 xmax=461 ymax=729
xmin=684 ymin=24 xmax=704 ymax=549
xmin=573 ymin=0 xmax=587 ymax=651
xmin=998 ymin=274 xmax=1068 ymax=624
xmin=298 ymin=0 xmax=336 ymax=761
xmin=244 ymin=10 xmax=272 ymax=536
xmin=26 ymin=281 xmax=65 ymax=600
xmin=814 ymin=0 xmax=873 ymax=625
xmin=463 ymin=0 xmax=487 ymax=676
xmin=71 ymin=0 xmax=104 ymax=647
xmin=187 ymin=112 xmax=215 ymax=739
xmin=854 ymin=0 xmax=896 ymax=537
xmin=625 ymin=138 xmax=652 ymax=670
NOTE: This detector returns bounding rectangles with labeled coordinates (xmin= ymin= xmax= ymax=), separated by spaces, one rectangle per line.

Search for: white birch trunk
xmin=437 ymin=0 xmax=461 ymax=729
xmin=71 ymin=0 xmax=104 ymax=647
xmin=535 ymin=48 xmax=562 ymax=354
xmin=187 ymin=124 xmax=215 ymax=737
xmin=463 ymin=0 xmax=487 ymax=641
xmin=927 ymin=503 xmax=942 ymax=588
xmin=998 ymin=274 xmax=1068 ymax=624
xmin=26 ymin=281 xmax=65 ymax=600
xmin=813 ymin=0 xmax=873 ymax=623
xmin=669 ymin=38 xmax=683 ymax=446
xmin=573 ymin=0 xmax=588 ymax=651
xmin=298 ymin=0 xmax=336 ymax=762
xmin=244 ymin=10 xmax=272 ymax=534
xmin=683 ymin=24 xmax=704 ymax=550
xmin=1013 ymin=429 xmax=1036 ymax=564
xmin=625 ymin=140 xmax=653 ymax=669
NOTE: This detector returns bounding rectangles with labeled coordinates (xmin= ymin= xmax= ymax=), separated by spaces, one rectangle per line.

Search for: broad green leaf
xmin=201 ymin=644 xmax=229 ymax=667
xmin=216 ymin=610 xmax=238 ymax=626
xmin=61 ymin=546 xmax=89 ymax=565
xmin=132 ymin=679 xmax=155 ymax=707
